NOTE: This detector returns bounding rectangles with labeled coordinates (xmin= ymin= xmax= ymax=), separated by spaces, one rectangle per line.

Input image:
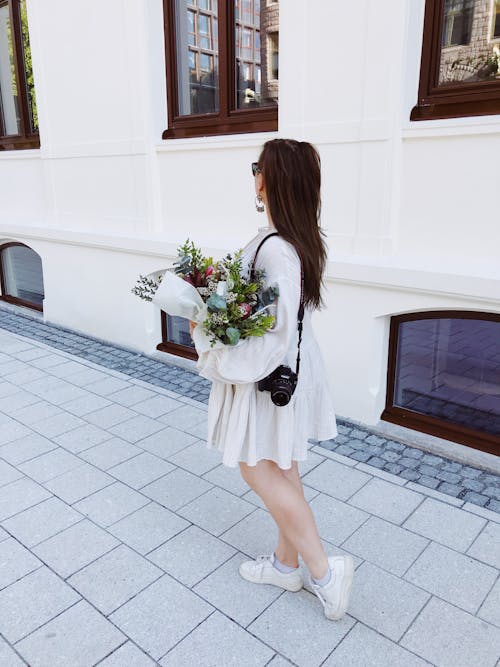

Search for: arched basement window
xmin=383 ymin=311 xmax=500 ymax=456
xmin=0 ymin=242 xmax=44 ymax=311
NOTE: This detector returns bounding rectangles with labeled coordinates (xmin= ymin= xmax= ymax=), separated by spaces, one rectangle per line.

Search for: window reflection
xmin=439 ymin=0 xmax=500 ymax=85
xmin=0 ymin=3 xmax=21 ymax=135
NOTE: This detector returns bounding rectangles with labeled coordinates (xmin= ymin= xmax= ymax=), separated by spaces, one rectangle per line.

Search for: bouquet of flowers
xmin=132 ymin=239 xmax=279 ymax=347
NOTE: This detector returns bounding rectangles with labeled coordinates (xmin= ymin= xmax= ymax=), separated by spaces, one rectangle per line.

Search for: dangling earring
xmin=255 ymin=194 xmax=265 ymax=213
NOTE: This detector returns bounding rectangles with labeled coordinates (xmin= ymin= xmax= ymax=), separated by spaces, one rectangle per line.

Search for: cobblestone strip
xmin=1 ymin=307 xmax=499 ymax=514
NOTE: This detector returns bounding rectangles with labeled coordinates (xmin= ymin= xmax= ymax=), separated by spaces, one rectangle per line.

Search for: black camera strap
xmin=250 ymin=232 xmax=305 ymax=377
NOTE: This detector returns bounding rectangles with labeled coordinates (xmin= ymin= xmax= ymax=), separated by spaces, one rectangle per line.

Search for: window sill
xmin=402 ymin=113 xmax=500 ymax=139
xmin=156 ymin=130 xmax=278 ymax=153
xmin=0 ymin=147 xmax=41 ymax=160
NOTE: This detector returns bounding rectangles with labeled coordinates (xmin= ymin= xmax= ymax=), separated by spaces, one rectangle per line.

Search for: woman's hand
xmin=189 ymin=320 xmax=196 ymax=338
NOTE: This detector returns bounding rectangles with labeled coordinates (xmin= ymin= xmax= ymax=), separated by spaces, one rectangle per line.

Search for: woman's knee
xmin=239 ymin=459 xmax=279 ymax=488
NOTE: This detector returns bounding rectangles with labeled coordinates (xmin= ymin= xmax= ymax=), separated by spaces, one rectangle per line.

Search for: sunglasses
xmin=251 ymin=162 xmax=261 ymax=176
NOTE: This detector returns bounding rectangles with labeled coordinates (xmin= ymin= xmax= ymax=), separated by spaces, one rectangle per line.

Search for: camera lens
xmin=272 ymin=389 xmax=290 ymax=406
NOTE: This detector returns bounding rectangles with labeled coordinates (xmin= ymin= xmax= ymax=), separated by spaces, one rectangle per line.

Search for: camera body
xmin=257 ymin=364 xmax=298 ymax=406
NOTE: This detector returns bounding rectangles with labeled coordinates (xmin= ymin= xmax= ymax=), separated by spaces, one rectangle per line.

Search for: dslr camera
xmin=257 ymin=364 xmax=298 ymax=406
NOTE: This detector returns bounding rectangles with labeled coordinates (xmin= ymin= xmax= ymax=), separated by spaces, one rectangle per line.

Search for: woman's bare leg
xmin=239 ymin=459 xmax=329 ymax=579
xmin=274 ymin=461 xmax=303 ymax=567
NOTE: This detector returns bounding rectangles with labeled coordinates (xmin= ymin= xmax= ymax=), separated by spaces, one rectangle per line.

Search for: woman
xmin=190 ymin=138 xmax=354 ymax=621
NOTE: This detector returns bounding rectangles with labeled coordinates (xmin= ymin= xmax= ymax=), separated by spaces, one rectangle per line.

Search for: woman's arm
xmin=192 ymin=238 xmax=302 ymax=384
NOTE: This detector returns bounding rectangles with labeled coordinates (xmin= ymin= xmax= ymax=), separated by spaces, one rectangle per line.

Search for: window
xmin=163 ymin=0 xmax=278 ymax=139
xmin=157 ymin=312 xmax=198 ymax=360
xmin=382 ymin=312 xmax=500 ymax=456
xmin=0 ymin=242 xmax=44 ymax=310
xmin=411 ymin=0 xmax=500 ymax=120
xmin=0 ymin=0 xmax=39 ymax=150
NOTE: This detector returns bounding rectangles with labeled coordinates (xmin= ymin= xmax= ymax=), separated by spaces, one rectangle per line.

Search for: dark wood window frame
xmin=162 ymin=0 xmax=278 ymax=139
xmin=382 ymin=310 xmax=500 ymax=456
xmin=0 ymin=242 xmax=43 ymax=311
xmin=0 ymin=0 xmax=39 ymax=150
xmin=157 ymin=311 xmax=198 ymax=360
xmin=411 ymin=0 xmax=500 ymax=121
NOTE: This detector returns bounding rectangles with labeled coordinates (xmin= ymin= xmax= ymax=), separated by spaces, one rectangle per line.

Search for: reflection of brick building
xmin=260 ymin=0 xmax=279 ymax=104
xmin=440 ymin=0 xmax=500 ymax=84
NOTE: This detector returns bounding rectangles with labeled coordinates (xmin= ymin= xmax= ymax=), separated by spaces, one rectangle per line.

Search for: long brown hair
xmin=258 ymin=138 xmax=327 ymax=310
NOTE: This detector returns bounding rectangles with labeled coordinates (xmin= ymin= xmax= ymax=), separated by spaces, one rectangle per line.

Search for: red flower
xmin=239 ymin=303 xmax=252 ymax=320
xmin=205 ymin=265 xmax=214 ymax=277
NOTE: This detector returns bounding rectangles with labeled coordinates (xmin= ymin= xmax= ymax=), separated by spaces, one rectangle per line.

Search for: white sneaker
xmin=311 ymin=555 xmax=354 ymax=620
xmin=238 ymin=553 xmax=303 ymax=592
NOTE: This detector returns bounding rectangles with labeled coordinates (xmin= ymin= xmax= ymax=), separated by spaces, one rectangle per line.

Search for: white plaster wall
xmin=0 ymin=0 xmax=499 ymax=429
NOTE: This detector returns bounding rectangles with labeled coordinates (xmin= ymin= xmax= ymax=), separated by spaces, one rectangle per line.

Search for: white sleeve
xmin=192 ymin=237 xmax=302 ymax=384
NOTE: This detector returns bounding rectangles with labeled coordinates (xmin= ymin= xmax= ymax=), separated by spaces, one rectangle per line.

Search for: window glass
xmin=494 ymin=0 xmax=500 ymax=39
xmin=0 ymin=3 xmax=21 ymax=135
xmin=1 ymin=245 xmax=44 ymax=308
xmin=394 ymin=318 xmax=500 ymax=437
xmin=20 ymin=0 xmax=36 ymax=132
xmin=439 ymin=0 xmax=500 ymax=85
xmin=176 ymin=0 xmax=218 ymax=115
xmin=235 ymin=0 xmax=278 ymax=110
xmin=166 ymin=315 xmax=195 ymax=349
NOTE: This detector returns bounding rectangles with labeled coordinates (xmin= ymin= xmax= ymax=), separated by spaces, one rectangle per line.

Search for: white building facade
xmin=1 ymin=0 xmax=499 ymax=457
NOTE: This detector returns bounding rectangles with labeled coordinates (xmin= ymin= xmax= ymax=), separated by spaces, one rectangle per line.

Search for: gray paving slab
xmin=53 ymin=423 xmax=114 ymax=452
xmin=72 ymin=481 xmax=150 ymax=527
xmin=2 ymin=496 xmax=83 ymax=547
xmin=166 ymin=440 xmax=220 ymax=475
xmin=0 ymin=419 xmax=33 ymax=446
xmin=15 ymin=599 xmax=126 ymax=667
xmin=323 ymin=621 xmax=430 ymax=667
xmin=130 ymin=394 xmax=183 ymax=418
xmin=308 ymin=493 xmax=369 ymax=545
xmin=78 ymin=437 xmax=142 ymax=470
xmin=10 ymin=400 xmax=63 ymax=425
xmin=0 ymin=459 xmax=24 ymax=486
xmin=158 ymin=404 xmax=207 ymax=429
xmin=177 ymin=486 xmax=256 ymax=536
xmin=109 ymin=574 xmax=213 ymax=661
xmin=106 ymin=385 xmax=158 ymax=407
xmin=0 ymin=566 xmax=80 ymax=643
xmin=17 ymin=448 xmax=83 ymax=483
xmin=108 ymin=452 xmax=175 ymax=489
xmin=68 ymin=544 xmax=163 ymax=615
xmin=135 ymin=427 xmax=198 ymax=459
xmin=43 ymin=462 xmax=115 ymax=504
xmin=477 ymin=577 xmax=500 ymax=628
xmin=0 ymin=432 xmax=57 ymax=465
xmin=467 ymin=520 xmax=500 ymax=569
xmin=301 ymin=459 xmax=371 ymax=501
xmin=62 ymin=393 xmax=112 ymax=416
xmin=148 ymin=524 xmax=236 ymax=587
xmin=219 ymin=506 xmax=280 ymax=557
xmin=29 ymin=412 xmax=87 ymax=438
xmin=400 ymin=596 xmax=500 ymax=667
xmin=0 ymin=537 xmax=42 ymax=590
xmin=141 ymin=467 xmax=213 ymax=511
xmin=32 ymin=518 xmax=119 ymax=578
xmin=0 ymin=477 xmax=51 ymax=521
xmin=0 ymin=636 xmax=25 ymax=666
xmin=348 ymin=477 xmax=424 ymax=525
xmin=159 ymin=609 xmax=274 ymax=666
xmin=202 ymin=463 xmax=251 ymax=496
xmin=85 ymin=404 xmax=137 ymax=429
xmin=98 ymin=641 xmax=157 ymax=666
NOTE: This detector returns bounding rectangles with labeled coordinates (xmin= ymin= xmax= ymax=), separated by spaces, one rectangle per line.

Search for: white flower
xmin=216 ymin=281 xmax=227 ymax=297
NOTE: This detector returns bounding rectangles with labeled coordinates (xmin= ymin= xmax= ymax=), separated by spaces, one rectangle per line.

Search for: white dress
xmin=192 ymin=225 xmax=338 ymax=470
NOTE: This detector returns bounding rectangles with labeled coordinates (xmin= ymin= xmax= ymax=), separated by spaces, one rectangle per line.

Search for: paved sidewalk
xmin=0 ymin=329 xmax=499 ymax=666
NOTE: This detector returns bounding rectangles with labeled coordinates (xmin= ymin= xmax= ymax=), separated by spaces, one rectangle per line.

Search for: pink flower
xmin=205 ymin=265 xmax=214 ymax=277
xmin=239 ymin=303 xmax=251 ymax=320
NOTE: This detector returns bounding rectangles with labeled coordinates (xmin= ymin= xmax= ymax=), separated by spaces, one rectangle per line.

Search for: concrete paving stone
xmin=193 ymin=552 xmax=282 ymax=627
xmin=342 ymin=515 xmax=428 ymax=577
xmin=73 ymin=481 xmax=150 ymax=527
xmin=158 ymin=404 xmax=208 ymax=429
xmin=160 ymin=609 xmax=274 ymax=667
xmin=202 ymin=463 xmax=250 ymax=496
xmin=266 ymin=654 xmax=295 ymax=666
xmin=42 ymin=383 xmax=91 ymax=406
xmin=9 ymin=400 xmax=63 ymax=426
xmin=62 ymin=393 xmax=112 ymax=416
xmin=0 ymin=390 xmax=40 ymax=414
xmin=84 ymin=377 xmax=133 ymax=396
xmin=3 ymin=367 xmax=46 ymax=385
xmin=348 ymin=477 xmax=423 ymax=525
xmin=0 ymin=360 xmax=30 ymax=377
xmin=15 ymin=599 xmax=126 ymax=667
xmin=0 ymin=477 xmax=51 ymax=521
xmin=405 ymin=540 xmax=498 ymax=614
xmin=177 ymin=487 xmax=256 ymax=537
xmin=182 ymin=418 xmax=209 ymax=440
xmin=141 ymin=467 xmax=213 ymax=511
xmin=63 ymin=367 xmax=112 ymax=387
xmin=20 ymin=375 xmax=64 ymax=397
xmin=349 ymin=429 xmax=368 ymax=440
xmin=334 ymin=444 xmax=354 ymax=457
xmin=134 ymin=427 xmax=198 ymax=459
xmin=477 ymin=577 xmax=500 ymax=628
xmin=32 ymin=518 xmax=119 ymax=578
xmin=347 ymin=561 xmax=430 ymax=642
xmin=107 ymin=414 xmax=167 ymax=443
xmin=29 ymin=353 xmax=69 ymax=369
xmin=13 ymin=348 xmax=51 ymax=362
xmin=400 ymin=595 xmax=500 ymax=667
xmin=2 ymin=496 xmax=83 ymax=547
xmin=98 ymin=641 xmax=157 ymax=666
xmin=436 ymin=481 xmax=462 ymax=497
xmin=323 ymin=621 xmax=430 ymax=667
xmin=78 ymin=437 xmax=142 ymax=470
xmin=53 ymin=423 xmax=113 ymax=452
xmin=461 ymin=465 xmax=484 ymax=479
xmin=0 ymin=566 xmax=80 ymax=643
xmin=106 ymin=385 xmax=158 ymax=407
xmin=309 ymin=493 xmax=369 ymax=545
xmin=43 ymin=463 xmax=114 ymax=504
xmin=464 ymin=502 xmax=500 ymax=524
xmin=354 ymin=462 xmax=407 ymax=486
xmin=219 ymin=507 xmax=279 ymax=558
xmin=0 ymin=380 xmax=22 ymax=399
xmin=47 ymin=360 xmax=92 ymax=379
xmin=0 ymin=635 xmax=25 ymax=666
xmin=417 ymin=475 xmax=440 ymax=489
xmin=487 ymin=499 xmax=500 ymax=513
xmin=0 ymin=537 xmax=42 ymax=590
xmin=312 ymin=445 xmax=357 ymax=466
xmin=462 ymin=490 xmax=489 ymax=506
xmin=85 ymin=404 xmax=137 ymax=429
xmin=148 ymin=524 xmax=236 ymax=587
xmin=131 ymin=394 xmax=183 ymax=418
xmin=461 ymin=477 xmax=486 ymax=492
xmin=108 ymin=502 xmax=189 ymax=554
xmin=402 ymin=497 xmax=486 ymax=552
xmin=109 ymin=574 xmax=213 ymax=661
xmin=297 ymin=449 xmax=325 ymax=476
xmin=17 ymin=448 xmax=84 ymax=483
xmin=166 ymin=440 xmax=220 ymax=475
xmin=383 ymin=462 xmax=404 ymax=475
xmin=405 ymin=481 xmax=464 ymax=507
xmin=0 ymin=432 xmax=58 ymax=465
xmin=0 ymin=459 xmax=24 ymax=486
xmin=248 ymin=587 xmax=355 ymax=667
xmin=301 ymin=459 xmax=371 ymax=501
xmin=108 ymin=452 xmax=175 ymax=489
xmin=68 ymin=544 xmax=163 ymax=615
xmin=467 ymin=521 xmax=500 ymax=569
